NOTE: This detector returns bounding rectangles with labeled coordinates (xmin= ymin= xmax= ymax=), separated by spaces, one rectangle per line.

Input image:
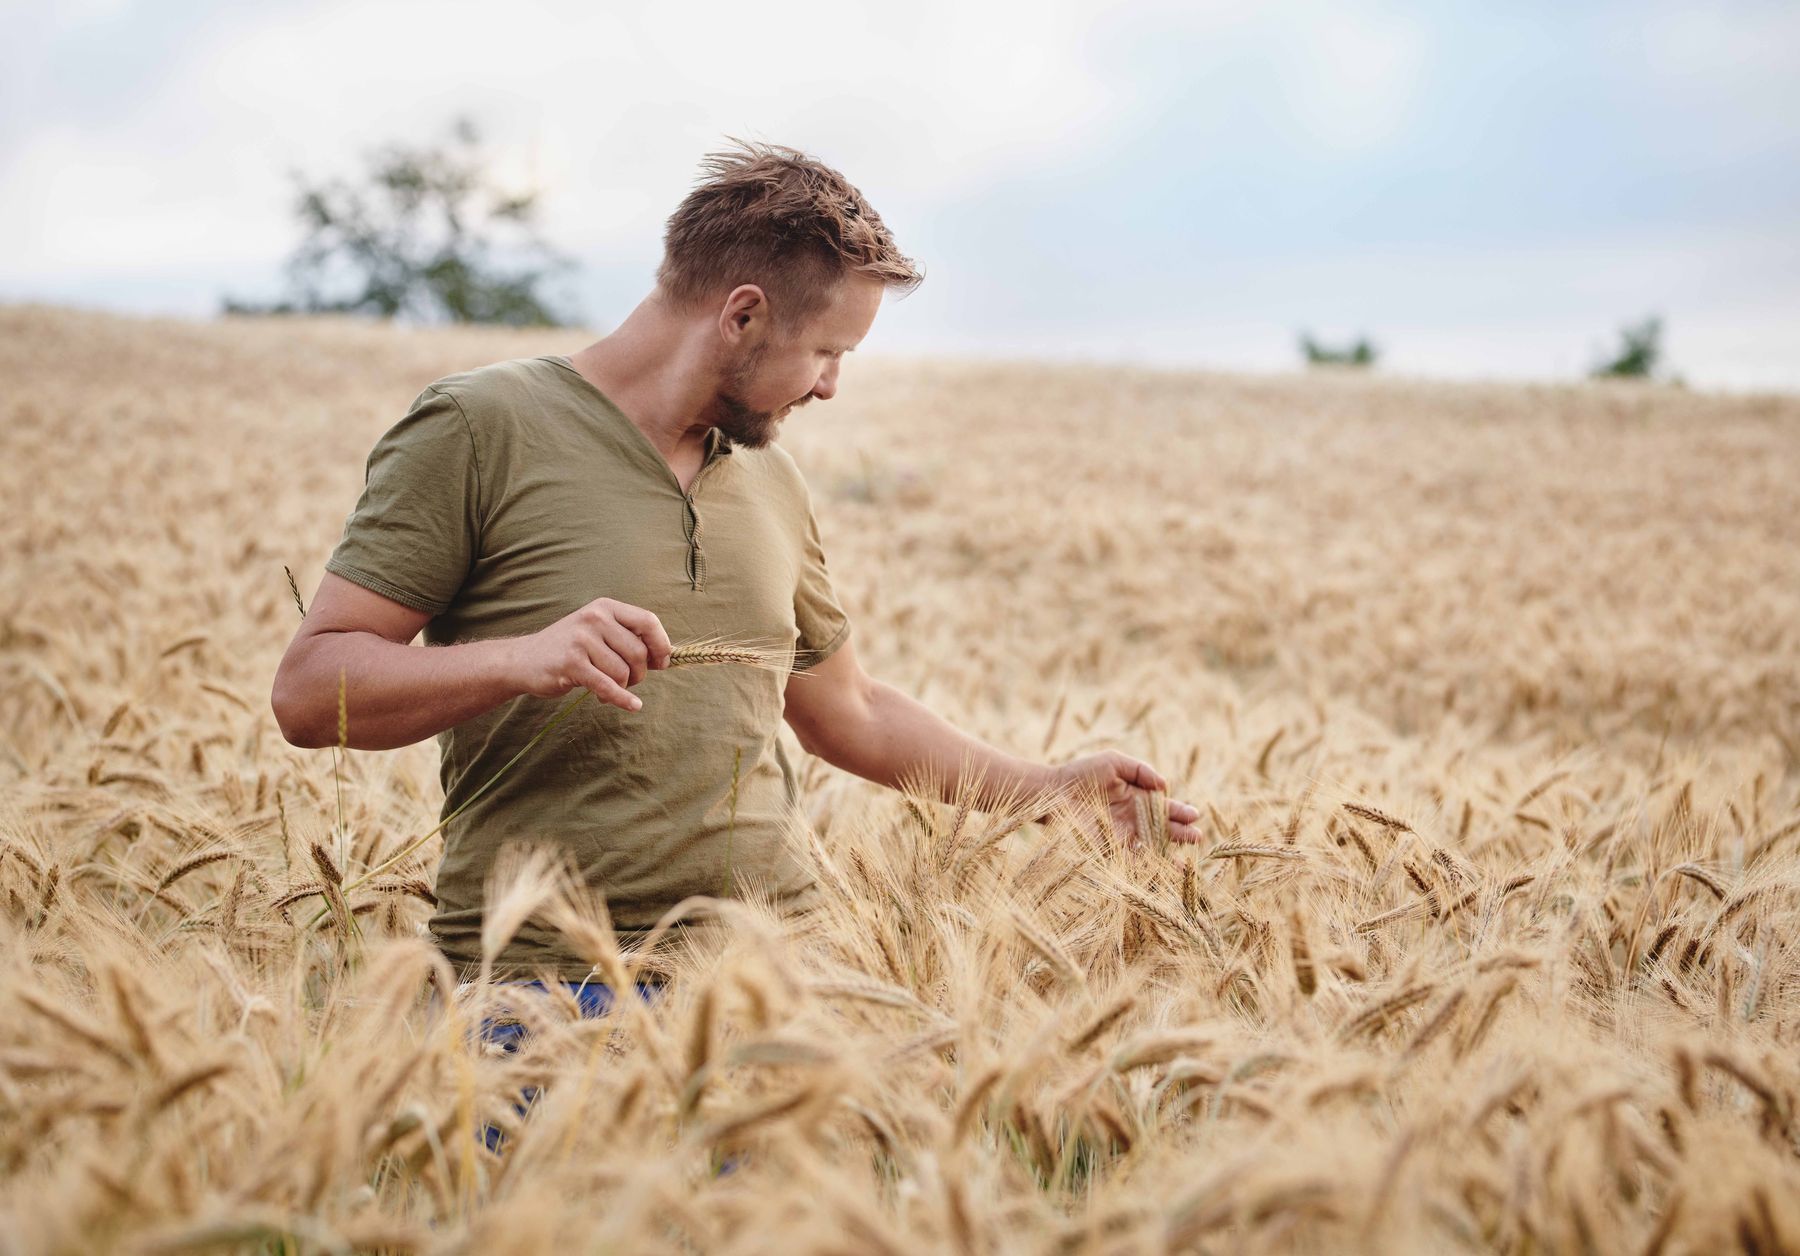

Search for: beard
xmin=709 ymin=341 xmax=807 ymax=450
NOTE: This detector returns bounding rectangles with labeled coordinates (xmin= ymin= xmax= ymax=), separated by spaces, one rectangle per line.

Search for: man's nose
xmin=811 ymin=361 xmax=839 ymax=401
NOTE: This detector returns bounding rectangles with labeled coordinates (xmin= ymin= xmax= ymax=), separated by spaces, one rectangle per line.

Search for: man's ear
xmin=719 ymin=284 xmax=769 ymax=346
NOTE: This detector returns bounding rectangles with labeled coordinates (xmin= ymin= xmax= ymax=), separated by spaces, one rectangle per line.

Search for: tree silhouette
xmin=1591 ymin=315 xmax=1664 ymax=379
xmin=225 ymin=117 xmax=575 ymax=326
xmin=1299 ymin=332 xmax=1379 ymax=369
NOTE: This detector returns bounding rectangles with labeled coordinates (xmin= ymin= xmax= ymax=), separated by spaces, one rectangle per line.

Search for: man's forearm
xmin=272 ymin=632 xmax=523 ymax=751
xmin=812 ymin=680 xmax=1059 ymax=810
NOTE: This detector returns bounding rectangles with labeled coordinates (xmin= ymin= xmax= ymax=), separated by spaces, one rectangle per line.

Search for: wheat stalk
xmin=669 ymin=641 xmax=782 ymax=669
xmin=1343 ymin=802 xmax=1413 ymax=833
xmin=1134 ymin=787 xmax=1171 ymax=851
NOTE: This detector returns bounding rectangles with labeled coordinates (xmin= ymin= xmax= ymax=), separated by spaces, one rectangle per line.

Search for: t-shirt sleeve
xmin=792 ymin=486 xmax=851 ymax=671
xmin=324 ymin=385 xmax=481 ymax=617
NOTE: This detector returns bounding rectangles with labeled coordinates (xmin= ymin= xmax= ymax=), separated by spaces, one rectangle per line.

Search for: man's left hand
xmin=1050 ymin=751 xmax=1203 ymax=849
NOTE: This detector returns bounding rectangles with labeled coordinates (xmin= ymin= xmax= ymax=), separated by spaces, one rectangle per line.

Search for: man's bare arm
xmin=271 ymin=573 xmax=671 ymax=751
xmin=782 ymin=637 xmax=1203 ymax=844
xmin=783 ymin=636 xmax=1057 ymax=804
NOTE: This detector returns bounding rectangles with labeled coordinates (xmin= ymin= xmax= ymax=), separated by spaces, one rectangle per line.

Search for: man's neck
xmin=565 ymin=295 xmax=718 ymax=471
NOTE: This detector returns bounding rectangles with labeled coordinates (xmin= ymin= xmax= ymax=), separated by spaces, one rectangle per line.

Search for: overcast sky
xmin=5 ymin=0 xmax=1799 ymax=389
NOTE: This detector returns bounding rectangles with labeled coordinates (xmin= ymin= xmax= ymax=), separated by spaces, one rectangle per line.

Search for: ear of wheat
xmin=668 ymin=638 xmax=787 ymax=671
xmin=1134 ymin=787 xmax=1171 ymax=851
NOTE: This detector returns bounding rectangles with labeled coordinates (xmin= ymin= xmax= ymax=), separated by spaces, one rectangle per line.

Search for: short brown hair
xmin=657 ymin=139 xmax=922 ymax=329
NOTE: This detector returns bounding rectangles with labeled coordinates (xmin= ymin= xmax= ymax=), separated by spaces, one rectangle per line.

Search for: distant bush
xmin=224 ymin=117 xmax=576 ymax=327
xmin=1590 ymin=315 xmax=1665 ymax=380
xmin=1299 ymin=332 xmax=1379 ymax=369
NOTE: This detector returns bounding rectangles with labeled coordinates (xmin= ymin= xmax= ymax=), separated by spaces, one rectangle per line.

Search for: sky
xmin=4 ymin=0 xmax=1798 ymax=390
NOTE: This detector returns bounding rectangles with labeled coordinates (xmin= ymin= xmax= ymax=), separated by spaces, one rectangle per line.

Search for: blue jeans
xmin=477 ymin=980 xmax=662 ymax=1151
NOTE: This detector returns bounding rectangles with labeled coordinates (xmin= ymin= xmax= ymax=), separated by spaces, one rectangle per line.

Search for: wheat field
xmin=3 ymin=304 xmax=1799 ymax=1254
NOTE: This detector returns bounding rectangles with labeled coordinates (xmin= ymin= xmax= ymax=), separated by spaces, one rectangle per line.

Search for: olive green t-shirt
xmin=325 ymin=355 xmax=849 ymax=975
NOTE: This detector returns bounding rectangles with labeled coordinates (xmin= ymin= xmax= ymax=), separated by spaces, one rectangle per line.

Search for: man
xmin=271 ymin=141 xmax=1202 ymax=979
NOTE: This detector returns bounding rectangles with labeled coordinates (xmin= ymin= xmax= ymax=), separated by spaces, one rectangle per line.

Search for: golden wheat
xmin=0 ymin=306 xmax=1797 ymax=1253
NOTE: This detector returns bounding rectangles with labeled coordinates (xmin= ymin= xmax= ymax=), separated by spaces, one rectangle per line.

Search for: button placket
xmin=683 ymin=495 xmax=705 ymax=591
xmin=680 ymin=431 xmax=727 ymax=593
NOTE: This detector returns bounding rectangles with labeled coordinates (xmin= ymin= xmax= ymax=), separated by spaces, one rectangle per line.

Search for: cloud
xmin=2 ymin=0 xmax=1796 ymax=389
xmin=1287 ymin=7 xmax=1426 ymax=151
xmin=1638 ymin=2 xmax=1800 ymax=160
xmin=2 ymin=0 xmax=1127 ymax=276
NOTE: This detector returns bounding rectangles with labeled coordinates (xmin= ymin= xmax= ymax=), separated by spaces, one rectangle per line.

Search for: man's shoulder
xmin=420 ymin=355 xmax=566 ymax=415
xmin=735 ymin=438 xmax=805 ymax=477
xmin=731 ymin=440 xmax=814 ymax=507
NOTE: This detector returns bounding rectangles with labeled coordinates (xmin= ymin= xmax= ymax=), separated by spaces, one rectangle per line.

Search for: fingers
xmin=1121 ymin=791 xmax=1204 ymax=849
xmin=573 ymin=659 xmax=642 ymax=713
xmin=605 ymin=600 xmax=674 ymax=670
xmin=1167 ymin=821 xmax=1204 ymax=845
xmin=596 ymin=618 xmax=651 ymax=686
xmin=1111 ymin=753 xmax=1166 ymax=793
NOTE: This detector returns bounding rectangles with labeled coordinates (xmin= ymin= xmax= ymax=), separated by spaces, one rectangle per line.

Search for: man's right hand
xmin=510 ymin=597 xmax=674 ymax=713
xmin=274 ymin=576 xmax=677 ymax=750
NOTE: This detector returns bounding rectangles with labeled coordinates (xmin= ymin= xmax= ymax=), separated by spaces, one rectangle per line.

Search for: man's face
xmin=710 ymin=275 xmax=883 ymax=448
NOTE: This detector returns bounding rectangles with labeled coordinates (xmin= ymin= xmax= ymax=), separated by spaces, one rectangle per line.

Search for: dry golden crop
xmin=2 ymin=304 xmax=1799 ymax=1253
